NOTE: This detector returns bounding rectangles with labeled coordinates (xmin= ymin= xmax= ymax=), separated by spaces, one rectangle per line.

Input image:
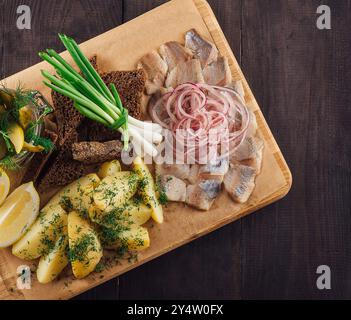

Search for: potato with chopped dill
xmin=99 ymin=225 xmax=150 ymax=251
xmin=93 ymin=171 xmax=139 ymax=212
xmin=98 ymin=160 xmax=122 ymax=179
xmin=43 ymin=174 xmax=100 ymax=213
xmin=36 ymin=214 xmax=69 ymax=284
xmin=68 ymin=211 xmax=102 ymax=279
xmin=133 ymin=156 xmax=164 ymax=224
xmin=12 ymin=204 xmax=67 ymax=260
xmin=89 ymin=199 xmax=151 ymax=229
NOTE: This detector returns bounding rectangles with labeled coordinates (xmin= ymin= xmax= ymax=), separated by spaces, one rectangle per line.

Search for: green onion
xmin=74 ymin=103 xmax=110 ymax=126
xmin=110 ymin=84 xmax=123 ymax=111
xmin=39 ymin=34 xmax=161 ymax=156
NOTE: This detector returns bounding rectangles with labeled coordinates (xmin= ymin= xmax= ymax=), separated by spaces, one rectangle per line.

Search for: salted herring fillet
xmin=198 ymin=158 xmax=229 ymax=183
xmin=159 ymin=41 xmax=193 ymax=71
xmin=137 ymin=51 xmax=168 ymax=95
xmin=185 ymin=29 xmax=218 ymax=67
xmin=186 ymin=179 xmax=222 ymax=211
xmin=232 ymin=137 xmax=264 ymax=163
xmin=165 ymin=59 xmax=205 ymax=88
xmin=160 ymin=175 xmax=186 ymax=202
xmin=203 ymin=56 xmax=232 ymax=86
xmin=155 ymin=162 xmax=190 ymax=181
xmin=223 ymin=163 xmax=256 ymax=204
xmin=231 ymin=136 xmax=264 ymax=174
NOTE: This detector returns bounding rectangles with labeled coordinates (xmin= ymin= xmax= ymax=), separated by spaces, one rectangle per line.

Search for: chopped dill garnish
xmin=155 ymin=174 xmax=168 ymax=205
xmin=94 ymin=261 xmax=105 ymax=273
xmin=68 ymin=233 xmax=97 ymax=263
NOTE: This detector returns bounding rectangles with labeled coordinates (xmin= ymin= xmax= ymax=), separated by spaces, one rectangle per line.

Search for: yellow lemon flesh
xmin=0 ymin=169 xmax=10 ymax=206
xmin=7 ymin=122 xmax=24 ymax=154
xmin=0 ymin=182 xmax=40 ymax=248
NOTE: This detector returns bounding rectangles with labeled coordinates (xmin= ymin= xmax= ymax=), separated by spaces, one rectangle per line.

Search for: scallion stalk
xmin=39 ymin=34 xmax=162 ymax=156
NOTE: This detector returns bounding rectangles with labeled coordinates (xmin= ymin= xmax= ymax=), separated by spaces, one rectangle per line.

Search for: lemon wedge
xmin=0 ymin=169 xmax=10 ymax=206
xmin=7 ymin=122 xmax=24 ymax=154
xmin=0 ymin=182 xmax=40 ymax=248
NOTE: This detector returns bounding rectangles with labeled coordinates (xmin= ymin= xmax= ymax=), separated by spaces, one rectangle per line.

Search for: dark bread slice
xmin=40 ymin=61 xmax=146 ymax=189
xmin=38 ymin=150 xmax=85 ymax=190
xmin=52 ymin=56 xmax=99 ymax=146
xmin=52 ymin=87 xmax=83 ymax=147
xmin=37 ymin=131 xmax=85 ymax=190
xmin=72 ymin=140 xmax=123 ymax=164
xmin=80 ymin=69 xmax=146 ymax=141
xmin=85 ymin=120 xmax=121 ymax=142
xmin=101 ymin=69 xmax=145 ymax=120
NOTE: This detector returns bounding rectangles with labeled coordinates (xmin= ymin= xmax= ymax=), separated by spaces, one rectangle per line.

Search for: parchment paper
xmin=0 ymin=0 xmax=291 ymax=300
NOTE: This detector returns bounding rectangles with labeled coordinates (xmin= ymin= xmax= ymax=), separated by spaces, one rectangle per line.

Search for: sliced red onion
xmin=149 ymin=83 xmax=251 ymax=163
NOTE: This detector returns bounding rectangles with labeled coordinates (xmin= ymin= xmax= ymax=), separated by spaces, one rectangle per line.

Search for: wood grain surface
xmin=0 ymin=0 xmax=350 ymax=300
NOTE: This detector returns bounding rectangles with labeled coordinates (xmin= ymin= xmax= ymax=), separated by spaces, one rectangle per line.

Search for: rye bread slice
xmin=72 ymin=140 xmax=123 ymax=164
xmin=77 ymin=118 xmax=121 ymax=142
xmin=38 ymin=150 xmax=85 ymax=190
xmin=39 ymin=60 xmax=146 ymax=189
xmin=52 ymin=56 xmax=99 ymax=146
xmin=37 ymin=131 xmax=85 ymax=190
xmin=80 ymin=69 xmax=146 ymax=142
xmin=101 ymin=69 xmax=145 ymax=120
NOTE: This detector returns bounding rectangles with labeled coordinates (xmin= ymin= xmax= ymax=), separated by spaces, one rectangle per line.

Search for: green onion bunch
xmin=39 ymin=34 xmax=162 ymax=155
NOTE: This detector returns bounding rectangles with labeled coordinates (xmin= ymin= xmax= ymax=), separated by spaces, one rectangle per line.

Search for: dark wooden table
xmin=1 ymin=0 xmax=350 ymax=300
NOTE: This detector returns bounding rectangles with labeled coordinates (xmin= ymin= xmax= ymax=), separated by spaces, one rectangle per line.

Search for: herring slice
xmin=223 ymin=164 xmax=256 ymax=204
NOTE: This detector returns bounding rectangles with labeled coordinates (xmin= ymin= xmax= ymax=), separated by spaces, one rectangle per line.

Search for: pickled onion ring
xmin=150 ymin=83 xmax=250 ymax=163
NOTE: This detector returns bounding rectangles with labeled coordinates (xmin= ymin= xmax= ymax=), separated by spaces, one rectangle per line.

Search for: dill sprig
xmin=0 ymin=130 xmax=14 ymax=153
xmin=0 ymin=83 xmax=34 ymax=121
xmin=0 ymin=83 xmax=55 ymax=170
xmin=0 ymin=155 xmax=20 ymax=170
xmin=24 ymin=105 xmax=55 ymax=153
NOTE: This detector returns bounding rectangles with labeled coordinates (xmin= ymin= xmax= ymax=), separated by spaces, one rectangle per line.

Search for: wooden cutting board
xmin=0 ymin=0 xmax=292 ymax=300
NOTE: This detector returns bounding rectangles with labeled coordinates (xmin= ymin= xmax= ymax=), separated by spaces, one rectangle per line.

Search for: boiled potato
xmin=98 ymin=160 xmax=121 ymax=179
xmin=89 ymin=199 xmax=152 ymax=229
xmin=93 ymin=171 xmax=139 ymax=212
xmin=133 ymin=156 xmax=163 ymax=224
xmin=12 ymin=204 xmax=66 ymax=260
xmin=69 ymin=180 xmax=99 ymax=217
xmin=36 ymin=214 xmax=69 ymax=284
xmin=100 ymin=225 xmax=150 ymax=251
xmin=43 ymin=173 xmax=100 ymax=215
xmin=68 ymin=211 xmax=102 ymax=279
